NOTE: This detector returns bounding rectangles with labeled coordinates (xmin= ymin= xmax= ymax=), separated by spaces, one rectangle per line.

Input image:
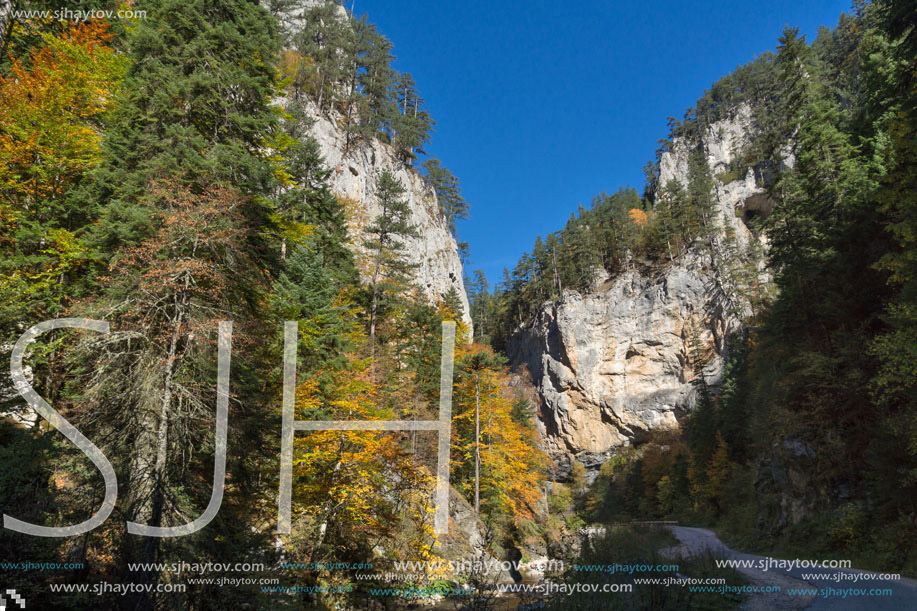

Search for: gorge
xmin=2 ymin=1 xmax=915 ymax=608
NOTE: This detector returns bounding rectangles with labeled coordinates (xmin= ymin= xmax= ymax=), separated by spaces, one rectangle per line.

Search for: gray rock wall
xmin=301 ymin=100 xmax=473 ymax=332
xmin=511 ymin=254 xmax=732 ymax=459
xmin=511 ymin=105 xmax=773 ymax=473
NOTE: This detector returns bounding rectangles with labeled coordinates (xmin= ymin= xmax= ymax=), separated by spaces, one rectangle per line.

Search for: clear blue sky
xmin=358 ymin=0 xmax=852 ymax=287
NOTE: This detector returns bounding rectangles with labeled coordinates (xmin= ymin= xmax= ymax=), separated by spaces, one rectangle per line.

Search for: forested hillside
xmin=0 ymin=1 xmax=542 ymax=608
xmin=471 ymin=0 xmax=917 ymax=575
xmin=2 ymin=0 xmax=916 ymax=608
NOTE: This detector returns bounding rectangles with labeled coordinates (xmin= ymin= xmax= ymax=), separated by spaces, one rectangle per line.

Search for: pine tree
xmin=78 ymin=183 xmax=275 ymax=606
xmin=441 ymin=286 xmax=465 ymax=322
xmin=357 ymin=24 xmax=395 ymax=140
xmin=866 ymin=0 xmax=917 ymax=522
xmin=342 ymin=14 xmax=371 ymax=148
xmin=275 ymin=98 xmax=356 ymax=284
xmin=295 ymin=0 xmax=350 ymax=112
xmin=71 ymin=1 xmax=285 ymax=601
xmin=363 ymin=169 xmax=418 ymax=349
xmin=390 ymin=71 xmax=434 ymax=161
xmin=467 ymin=270 xmax=492 ymax=343
xmin=686 ymin=383 xmax=718 ymax=492
xmin=422 ymin=158 xmax=469 ymax=235
xmin=705 ymin=432 xmax=733 ymax=514
xmin=91 ymin=0 xmax=280 ymax=252
xmin=653 ymin=180 xmax=687 ymax=261
xmin=687 ymin=146 xmax=715 ymax=240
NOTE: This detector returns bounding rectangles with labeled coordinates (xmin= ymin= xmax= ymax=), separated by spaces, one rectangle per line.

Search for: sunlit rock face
xmin=511 ymin=105 xmax=776 ymax=476
xmin=299 ymin=100 xmax=473 ymax=332
xmin=511 ymin=253 xmax=732 ymax=459
xmin=272 ymin=5 xmax=471 ymax=329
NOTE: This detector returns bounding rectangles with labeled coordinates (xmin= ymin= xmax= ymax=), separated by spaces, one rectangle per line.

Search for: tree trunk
xmin=552 ymin=248 xmax=561 ymax=295
xmin=368 ymin=227 xmax=386 ymax=357
xmin=369 ymin=262 xmax=382 ymax=355
xmin=317 ymin=71 xmax=326 ymax=111
xmin=345 ymin=68 xmax=357 ymax=149
xmin=474 ymin=373 xmax=480 ymax=515
xmin=126 ymin=309 xmax=182 ymax=611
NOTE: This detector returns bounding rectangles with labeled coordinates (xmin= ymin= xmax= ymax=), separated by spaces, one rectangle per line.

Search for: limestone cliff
xmin=301 ymin=101 xmax=473 ymax=331
xmin=511 ymin=254 xmax=733 ymax=464
xmin=510 ymin=104 xmax=774 ymax=476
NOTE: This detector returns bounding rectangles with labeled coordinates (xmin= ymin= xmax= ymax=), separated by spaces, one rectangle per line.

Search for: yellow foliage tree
xmin=0 ymin=21 xmax=124 ymax=211
xmin=0 ymin=21 xmax=125 ymax=319
xmin=287 ymin=306 xmax=435 ymax=572
xmin=628 ymin=207 xmax=648 ymax=227
xmin=451 ymin=343 xmax=546 ymax=523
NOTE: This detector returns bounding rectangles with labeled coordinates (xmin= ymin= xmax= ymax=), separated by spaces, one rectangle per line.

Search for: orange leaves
xmin=100 ymin=181 xmax=267 ymax=346
xmin=277 ymin=50 xmax=313 ymax=86
xmin=288 ymin=355 xmax=434 ymax=553
xmin=0 ymin=21 xmax=124 ymax=315
xmin=451 ymin=343 xmax=547 ymax=521
xmin=628 ymin=207 xmax=648 ymax=227
xmin=0 ymin=21 xmax=125 ymax=208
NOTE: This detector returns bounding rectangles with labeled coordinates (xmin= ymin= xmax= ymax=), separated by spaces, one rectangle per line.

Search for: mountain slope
xmin=303 ymin=100 xmax=473 ymax=330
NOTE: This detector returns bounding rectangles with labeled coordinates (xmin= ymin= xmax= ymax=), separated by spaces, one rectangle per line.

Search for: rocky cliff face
xmin=658 ymin=104 xmax=781 ymax=253
xmin=302 ymin=101 xmax=473 ymax=331
xmin=510 ymin=104 xmax=772 ymax=476
xmin=511 ymin=254 xmax=736 ymax=476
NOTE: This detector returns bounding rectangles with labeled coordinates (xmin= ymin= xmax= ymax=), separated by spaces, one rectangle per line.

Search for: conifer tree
xmin=275 ymin=99 xmax=356 ymax=284
xmin=687 ymin=146 xmax=715 ymax=239
xmin=390 ymin=72 xmax=434 ymax=161
xmin=865 ymin=0 xmax=917 ymax=522
xmin=363 ymin=169 xmax=418 ymax=348
xmin=704 ymin=433 xmax=732 ymax=512
xmin=72 ymin=1 xmax=285 ymax=600
xmin=422 ymin=158 xmax=469 ymax=235
xmin=468 ymin=270 xmax=493 ymax=343
xmin=358 ymin=24 xmax=395 ymax=139
xmin=653 ymin=180 xmax=687 ymax=261
xmin=295 ymin=0 xmax=350 ymax=112
xmin=91 ymin=0 xmax=280 ymax=251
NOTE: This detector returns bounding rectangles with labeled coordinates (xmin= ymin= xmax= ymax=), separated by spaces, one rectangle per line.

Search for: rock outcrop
xmin=754 ymin=438 xmax=820 ymax=533
xmin=511 ymin=254 xmax=734 ymax=464
xmin=510 ymin=105 xmax=773 ymax=475
xmin=303 ymin=101 xmax=473 ymax=331
xmin=658 ymin=103 xmax=777 ymax=253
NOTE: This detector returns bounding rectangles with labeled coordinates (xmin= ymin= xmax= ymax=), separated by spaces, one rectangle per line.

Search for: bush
xmin=715 ymin=168 xmax=744 ymax=184
xmin=827 ymin=503 xmax=867 ymax=550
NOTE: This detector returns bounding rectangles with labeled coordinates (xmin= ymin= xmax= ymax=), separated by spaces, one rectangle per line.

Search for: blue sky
xmin=358 ymin=0 xmax=852 ymax=288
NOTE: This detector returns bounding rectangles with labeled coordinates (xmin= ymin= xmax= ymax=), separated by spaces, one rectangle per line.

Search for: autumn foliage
xmin=628 ymin=207 xmax=648 ymax=227
xmin=0 ymin=21 xmax=124 ymax=209
xmin=452 ymin=343 xmax=546 ymax=523
xmin=0 ymin=21 xmax=124 ymax=323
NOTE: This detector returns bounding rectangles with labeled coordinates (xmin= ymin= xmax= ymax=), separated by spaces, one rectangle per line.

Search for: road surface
xmin=666 ymin=526 xmax=917 ymax=610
